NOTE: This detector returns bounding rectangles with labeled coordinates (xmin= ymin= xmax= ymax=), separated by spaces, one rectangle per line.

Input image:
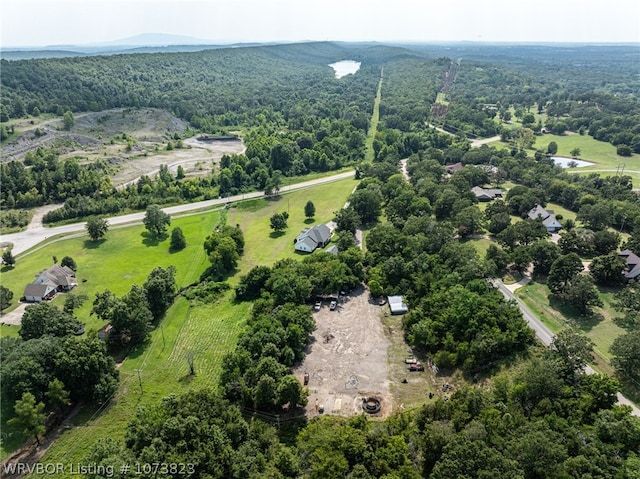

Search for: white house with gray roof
xmin=23 ymin=264 xmax=77 ymax=302
xmin=527 ymin=204 xmax=563 ymax=233
xmin=294 ymin=224 xmax=332 ymax=253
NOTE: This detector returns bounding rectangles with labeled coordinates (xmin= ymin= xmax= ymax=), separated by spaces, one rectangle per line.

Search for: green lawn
xmin=229 ymin=178 xmax=358 ymax=273
xmin=534 ymin=133 xmax=640 ymax=185
xmin=0 ymin=211 xmax=219 ymax=333
xmin=2 ymin=178 xmax=358 ymax=463
xmin=545 ymin=201 xmax=577 ymax=223
xmin=515 ymin=280 xmax=626 ymax=366
xmin=461 ymin=237 xmax=494 ymax=255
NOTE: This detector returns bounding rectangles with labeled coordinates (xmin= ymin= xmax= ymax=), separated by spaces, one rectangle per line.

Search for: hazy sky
xmin=2 ymin=0 xmax=639 ymax=47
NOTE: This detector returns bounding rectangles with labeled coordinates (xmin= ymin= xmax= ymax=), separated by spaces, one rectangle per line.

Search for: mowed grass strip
xmin=31 ymin=296 xmax=249 ymax=471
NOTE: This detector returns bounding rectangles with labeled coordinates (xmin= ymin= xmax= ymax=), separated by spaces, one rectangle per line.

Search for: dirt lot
xmin=111 ymin=136 xmax=245 ymax=187
xmin=0 ymin=108 xmax=246 ymax=187
xmin=294 ymin=285 xmax=462 ymax=420
xmin=294 ymin=285 xmax=394 ymax=418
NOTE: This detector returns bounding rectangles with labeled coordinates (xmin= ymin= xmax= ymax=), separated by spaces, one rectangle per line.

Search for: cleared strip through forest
xmin=365 ymin=66 xmax=383 ymax=162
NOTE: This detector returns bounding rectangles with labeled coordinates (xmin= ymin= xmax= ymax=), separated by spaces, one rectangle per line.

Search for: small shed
xmin=387 ymin=295 xmax=408 ymax=315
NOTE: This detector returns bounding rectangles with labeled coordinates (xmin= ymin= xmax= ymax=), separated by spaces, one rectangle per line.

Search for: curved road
xmin=493 ymin=278 xmax=640 ymax=416
xmin=0 ymin=170 xmax=356 ymax=257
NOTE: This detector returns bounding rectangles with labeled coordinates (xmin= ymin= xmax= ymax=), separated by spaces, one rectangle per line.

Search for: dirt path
xmin=0 ymin=403 xmax=84 ymax=479
xmin=470 ymin=135 xmax=501 ymax=147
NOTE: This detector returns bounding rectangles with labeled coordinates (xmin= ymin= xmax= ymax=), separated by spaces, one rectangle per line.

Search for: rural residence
xmin=294 ymin=224 xmax=332 ymax=253
xmin=471 ymin=186 xmax=503 ymax=202
xmin=22 ymin=264 xmax=77 ymax=302
xmin=619 ymin=250 xmax=640 ymax=281
xmin=527 ymin=204 xmax=563 ymax=233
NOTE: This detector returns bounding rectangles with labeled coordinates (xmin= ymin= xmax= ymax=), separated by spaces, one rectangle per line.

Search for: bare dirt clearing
xmin=294 ymin=286 xmax=394 ymax=418
xmin=0 ymin=108 xmax=246 ymax=187
xmin=112 ymin=137 xmax=245 ymax=187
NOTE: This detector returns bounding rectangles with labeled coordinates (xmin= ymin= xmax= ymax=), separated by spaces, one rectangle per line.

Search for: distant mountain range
xmin=2 ymin=34 xmax=637 ymax=62
xmin=0 ymin=33 xmax=270 ymax=60
xmin=87 ymin=32 xmax=218 ymax=47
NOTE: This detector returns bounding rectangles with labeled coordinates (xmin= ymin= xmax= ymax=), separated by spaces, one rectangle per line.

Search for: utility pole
xmin=134 ymin=369 xmax=143 ymax=394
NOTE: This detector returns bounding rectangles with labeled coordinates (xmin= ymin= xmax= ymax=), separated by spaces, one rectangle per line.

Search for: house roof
xmin=37 ymin=264 xmax=76 ymax=288
xmin=542 ymin=216 xmax=562 ymax=229
xmin=619 ymin=249 xmax=640 ymax=279
xmin=295 ymin=224 xmax=332 ymax=248
xmin=528 ymin=204 xmax=551 ymax=221
xmin=296 ymin=236 xmax=317 ymax=251
xmin=326 ymin=245 xmax=339 ymax=255
xmin=387 ymin=295 xmax=409 ymax=314
xmin=23 ymin=283 xmax=55 ymax=298
xmin=471 ymin=186 xmax=503 ymax=200
xmin=445 ymin=162 xmax=464 ymax=174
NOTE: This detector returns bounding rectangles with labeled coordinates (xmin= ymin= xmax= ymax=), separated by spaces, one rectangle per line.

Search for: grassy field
xmin=0 ymin=211 xmax=219 ymax=333
xmin=1 ymin=178 xmax=358 ymax=463
xmin=534 ymin=133 xmax=640 ymax=185
xmin=515 ymin=280 xmax=626 ymax=366
xmin=228 ymin=178 xmax=358 ymax=273
xmin=461 ymin=237 xmax=494 ymax=255
xmin=478 ymin=131 xmax=640 ymax=185
xmin=26 ymin=296 xmax=250 ymax=471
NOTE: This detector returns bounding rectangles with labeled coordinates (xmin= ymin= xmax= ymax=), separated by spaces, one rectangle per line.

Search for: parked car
xmin=314 ymin=300 xmax=322 ymax=311
xmin=329 ymin=300 xmax=337 ymax=310
xmin=409 ymin=363 xmax=425 ymax=372
xmin=404 ymin=357 xmax=418 ymax=364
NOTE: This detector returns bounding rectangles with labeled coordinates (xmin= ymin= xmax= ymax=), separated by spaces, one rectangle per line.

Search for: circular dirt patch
xmin=362 ymin=396 xmax=381 ymax=414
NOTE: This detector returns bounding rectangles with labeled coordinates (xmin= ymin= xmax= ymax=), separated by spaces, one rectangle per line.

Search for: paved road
xmin=470 ymin=135 xmax=501 ymax=147
xmin=493 ymin=279 xmax=555 ymax=346
xmin=493 ymin=278 xmax=640 ymax=416
xmin=0 ymin=170 xmax=356 ymax=257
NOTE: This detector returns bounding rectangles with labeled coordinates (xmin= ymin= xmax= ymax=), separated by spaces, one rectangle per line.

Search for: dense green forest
xmin=2 ymin=42 xmax=639 ymax=221
xmin=2 ymin=41 xmax=640 ymax=477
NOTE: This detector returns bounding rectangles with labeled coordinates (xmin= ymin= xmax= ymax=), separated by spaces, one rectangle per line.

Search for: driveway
xmin=0 ymin=302 xmax=28 ymax=325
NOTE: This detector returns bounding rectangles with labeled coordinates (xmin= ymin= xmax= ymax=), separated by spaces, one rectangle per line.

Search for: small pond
xmin=551 ymin=156 xmax=595 ymax=168
xmin=329 ymin=60 xmax=361 ymax=79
